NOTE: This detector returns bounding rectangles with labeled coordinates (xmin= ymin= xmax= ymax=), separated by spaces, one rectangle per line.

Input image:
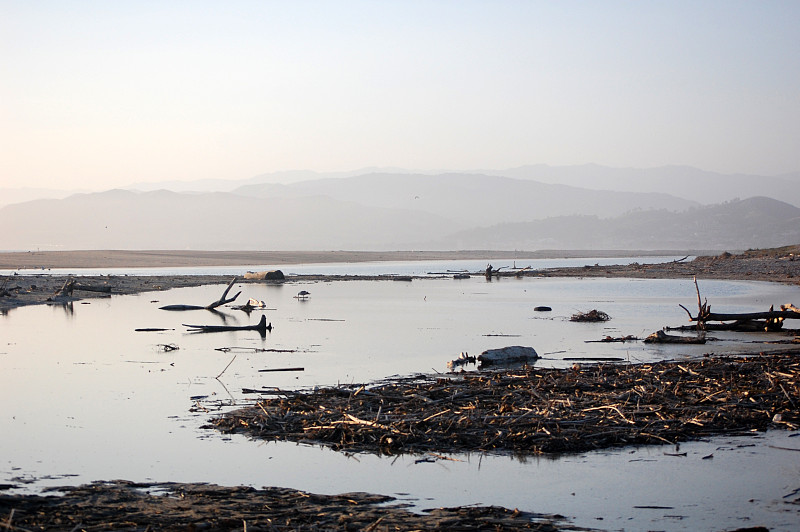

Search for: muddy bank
xmin=530 ymin=245 xmax=799 ymax=284
xmin=0 ymin=480 xmax=585 ymax=531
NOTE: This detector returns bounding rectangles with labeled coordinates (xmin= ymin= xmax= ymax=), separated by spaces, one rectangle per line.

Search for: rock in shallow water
xmin=478 ymin=346 xmax=539 ymax=366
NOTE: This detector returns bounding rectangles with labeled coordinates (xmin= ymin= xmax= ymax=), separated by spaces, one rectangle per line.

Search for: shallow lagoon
xmin=2 ymin=265 xmax=800 ymax=531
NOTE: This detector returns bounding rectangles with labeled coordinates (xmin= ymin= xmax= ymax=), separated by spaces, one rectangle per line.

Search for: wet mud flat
xmin=213 ymin=352 xmax=800 ymax=455
xmin=0 ymin=481 xmax=584 ymax=531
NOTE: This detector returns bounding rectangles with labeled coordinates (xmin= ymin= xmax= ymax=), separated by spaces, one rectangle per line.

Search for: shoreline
xmin=2 ymin=246 xmax=798 ymax=312
xmin=0 ymin=248 xmax=708 ymax=270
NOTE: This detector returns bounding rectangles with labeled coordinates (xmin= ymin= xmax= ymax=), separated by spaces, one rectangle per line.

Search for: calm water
xmin=2 ymin=265 xmax=799 ymax=531
xmin=0 ymin=255 xmax=687 ymax=278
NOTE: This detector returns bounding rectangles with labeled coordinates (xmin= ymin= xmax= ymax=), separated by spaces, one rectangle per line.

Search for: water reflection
xmin=2 ymin=274 xmax=799 ymax=531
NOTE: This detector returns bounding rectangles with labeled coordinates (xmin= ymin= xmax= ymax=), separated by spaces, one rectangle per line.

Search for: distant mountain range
xmin=434 ymin=196 xmax=800 ymax=250
xmin=121 ymin=164 xmax=800 ymax=208
xmin=232 ymin=173 xmax=696 ymax=226
xmin=487 ymin=164 xmax=800 ymax=207
xmin=1 ymin=169 xmax=798 ymax=251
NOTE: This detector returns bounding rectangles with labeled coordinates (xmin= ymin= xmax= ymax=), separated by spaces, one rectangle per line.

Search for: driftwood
xmin=680 ymin=277 xmax=800 ymax=331
xmin=54 ymin=278 xmax=75 ymax=298
xmin=183 ymin=314 xmax=272 ymax=334
xmin=586 ymin=335 xmax=638 ymax=343
xmin=644 ymin=329 xmax=706 ymax=344
xmin=73 ymin=283 xmax=112 ymax=293
xmin=46 ymin=279 xmax=79 ymax=304
xmin=685 ymin=307 xmax=800 ymax=322
xmin=484 ymin=264 xmax=506 ymax=279
xmin=50 ymin=278 xmax=112 ymax=297
xmin=160 ymin=277 xmax=240 ymax=311
xmin=667 ymin=322 xmax=799 ymax=333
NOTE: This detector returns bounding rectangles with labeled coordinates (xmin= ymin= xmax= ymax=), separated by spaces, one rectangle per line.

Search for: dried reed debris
xmin=210 ymin=352 xmax=800 ymax=456
xmin=569 ymin=309 xmax=610 ymax=322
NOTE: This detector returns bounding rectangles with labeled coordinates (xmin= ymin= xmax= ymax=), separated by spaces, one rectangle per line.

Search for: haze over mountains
xmin=2 ymin=165 xmax=798 ymax=252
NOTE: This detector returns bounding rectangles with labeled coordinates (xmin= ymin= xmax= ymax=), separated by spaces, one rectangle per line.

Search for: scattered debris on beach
xmin=447 ymin=351 xmax=476 ymax=369
xmin=211 ymin=352 xmax=799 ymax=456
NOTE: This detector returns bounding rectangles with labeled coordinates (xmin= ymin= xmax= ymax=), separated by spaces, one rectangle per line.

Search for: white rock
xmin=478 ymin=346 xmax=539 ymax=366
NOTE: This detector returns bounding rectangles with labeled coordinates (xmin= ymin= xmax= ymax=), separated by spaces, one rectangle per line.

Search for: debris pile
xmin=569 ymin=309 xmax=610 ymax=322
xmin=211 ymin=352 xmax=799 ymax=455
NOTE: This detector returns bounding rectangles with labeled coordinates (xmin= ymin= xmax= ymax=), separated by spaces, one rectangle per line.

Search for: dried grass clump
xmin=211 ymin=352 xmax=800 ymax=456
xmin=570 ymin=309 xmax=610 ymax=322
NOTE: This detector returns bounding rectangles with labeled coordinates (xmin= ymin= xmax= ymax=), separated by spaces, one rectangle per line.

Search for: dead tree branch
xmin=160 ymin=277 xmax=241 ymax=311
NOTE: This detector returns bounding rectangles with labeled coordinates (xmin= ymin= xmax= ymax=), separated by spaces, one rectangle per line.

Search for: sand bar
xmin=2 ymin=246 xmax=798 ymax=312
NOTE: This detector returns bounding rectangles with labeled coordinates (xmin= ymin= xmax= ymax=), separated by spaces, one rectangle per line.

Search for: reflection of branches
xmin=215 ymin=355 xmax=237 ymax=403
xmin=51 ymin=301 xmax=75 ymax=316
xmin=207 ymin=308 xmax=237 ymax=325
xmin=183 ymin=315 xmax=271 ymax=338
xmin=216 ymin=355 xmax=237 ymax=379
xmin=215 ymin=378 xmax=235 ymax=403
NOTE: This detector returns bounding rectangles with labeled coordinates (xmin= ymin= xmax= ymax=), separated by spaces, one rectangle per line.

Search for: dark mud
xmin=0 ymin=480 xmax=586 ymax=531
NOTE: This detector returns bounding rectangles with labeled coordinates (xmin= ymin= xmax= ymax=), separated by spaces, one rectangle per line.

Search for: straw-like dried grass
xmin=211 ymin=352 xmax=799 ymax=456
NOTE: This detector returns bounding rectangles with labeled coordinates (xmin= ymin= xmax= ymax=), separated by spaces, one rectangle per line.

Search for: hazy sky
xmin=2 ymin=1 xmax=799 ymax=190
